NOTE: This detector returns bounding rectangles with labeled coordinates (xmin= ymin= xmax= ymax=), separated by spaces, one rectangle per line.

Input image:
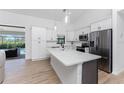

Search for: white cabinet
xmin=46 ymin=29 xmax=58 ymax=41
xmin=31 ymin=26 xmax=49 ymax=61
xmin=58 ymin=31 xmax=66 ymax=37
xmin=67 ymin=31 xmax=83 ymax=41
xmin=73 ymin=31 xmax=80 ymax=41
xmin=46 ymin=29 xmax=52 ymax=41
xmin=52 ymin=30 xmax=58 ymax=41
xmin=91 ymin=18 xmax=112 ymax=32
xmin=66 ymin=31 xmax=75 ymax=41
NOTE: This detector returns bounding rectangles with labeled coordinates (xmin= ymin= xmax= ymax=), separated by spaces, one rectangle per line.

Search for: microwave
xmin=79 ymin=34 xmax=88 ymax=41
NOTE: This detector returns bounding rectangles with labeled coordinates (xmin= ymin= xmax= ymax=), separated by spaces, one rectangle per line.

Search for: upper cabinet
xmin=91 ymin=18 xmax=112 ymax=32
xmin=73 ymin=31 xmax=82 ymax=41
xmin=46 ymin=29 xmax=58 ymax=41
xmin=46 ymin=29 xmax=52 ymax=41
xmin=66 ymin=27 xmax=91 ymax=42
xmin=66 ymin=31 xmax=75 ymax=41
xmin=73 ymin=31 xmax=79 ymax=41
xmin=66 ymin=31 xmax=83 ymax=41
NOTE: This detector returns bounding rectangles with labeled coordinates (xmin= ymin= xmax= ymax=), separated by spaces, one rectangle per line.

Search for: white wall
xmin=0 ymin=10 xmax=66 ymax=60
xmin=112 ymin=10 xmax=118 ymax=75
xmin=72 ymin=9 xmax=112 ymax=31
xmin=112 ymin=10 xmax=124 ymax=74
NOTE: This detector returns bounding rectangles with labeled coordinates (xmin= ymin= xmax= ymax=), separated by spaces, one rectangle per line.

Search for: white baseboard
xmin=32 ymin=57 xmax=50 ymax=61
xmin=112 ymin=68 xmax=124 ymax=75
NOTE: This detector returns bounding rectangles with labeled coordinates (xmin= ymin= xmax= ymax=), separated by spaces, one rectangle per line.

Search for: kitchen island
xmin=48 ymin=48 xmax=101 ymax=84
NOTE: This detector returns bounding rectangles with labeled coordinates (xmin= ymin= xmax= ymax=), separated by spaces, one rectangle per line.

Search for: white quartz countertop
xmin=47 ymin=48 xmax=101 ymax=66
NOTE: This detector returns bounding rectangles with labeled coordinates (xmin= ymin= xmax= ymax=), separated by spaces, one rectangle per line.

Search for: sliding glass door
xmin=0 ymin=34 xmax=25 ymax=49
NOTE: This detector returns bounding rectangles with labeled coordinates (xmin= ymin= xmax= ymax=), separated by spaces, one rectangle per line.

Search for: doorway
xmin=0 ymin=26 xmax=25 ymax=60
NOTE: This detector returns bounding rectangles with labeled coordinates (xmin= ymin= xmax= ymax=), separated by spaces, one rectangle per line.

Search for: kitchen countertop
xmin=47 ymin=48 xmax=101 ymax=66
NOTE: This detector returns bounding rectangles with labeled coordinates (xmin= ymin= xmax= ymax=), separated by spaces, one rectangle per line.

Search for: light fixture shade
xmin=63 ymin=9 xmax=71 ymax=24
xmin=65 ymin=15 xmax=68 ymax=24
xmin=54 ymin=25 xmax=57 ymax=31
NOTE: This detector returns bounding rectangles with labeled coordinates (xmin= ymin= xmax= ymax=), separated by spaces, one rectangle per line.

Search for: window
xmin=0 ymin=36 xmax=2 ymax=46
xmin=0 ymin=33 xmax=25 ymax=49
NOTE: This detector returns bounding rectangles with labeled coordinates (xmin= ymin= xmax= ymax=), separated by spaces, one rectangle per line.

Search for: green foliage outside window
xmin=0 ymin=36 xmax=25 ymax=49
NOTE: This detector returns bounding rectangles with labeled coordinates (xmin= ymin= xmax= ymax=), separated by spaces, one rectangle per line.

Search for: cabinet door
xmin=73 ymin=31 xmax=83 ymax=41
xmin=78 ymin=30 xmax=83 ymax=35
xmin=91 ymin=18 xmax=112 ymax=32
xmin=39 ymin=28 xmax=49 ymax=59
xmin=67 ymin=31 xmax=75 ymax=41
xmin=66 ymin=32 xmax=70 ymax=41
xmin=46 ymin=29 xmax=53 ymax=41
xmin=31 ymin=26 xmax=49 ymax=61
xmin=31 ymin=27 xmax=41 ymax=60
xmin=73 ymin=31 xmax=79 ymax=41
xmin=52 ymin=30 xmax=58 ymax=41
xmin=101 ymin=18 xmax=112 ymax=29
xmin=46 ymin=29 xmax=58 ymax=41
xmin=91 ymin=22 xmax=101 ymax=32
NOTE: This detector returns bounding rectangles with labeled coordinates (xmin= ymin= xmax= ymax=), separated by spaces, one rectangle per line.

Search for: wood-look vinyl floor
xmin=3 ymin=58 xmax=124 ymax=84
xmin=3 ymin=59 xmax=61 ymax=84
xmin=98 ymin=70 xmax=124 ymax=84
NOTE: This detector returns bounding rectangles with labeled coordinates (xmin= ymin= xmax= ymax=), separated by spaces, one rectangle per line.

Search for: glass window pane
xmin=2 ymin=36 xmax=16 ymax=49
xmin=0 ymin=32 xmax=25 ymax=49
xmin=15 ymin=37 xmax=25 ymax=48
xmin=0 ymin=36 xmax=2 ymax=49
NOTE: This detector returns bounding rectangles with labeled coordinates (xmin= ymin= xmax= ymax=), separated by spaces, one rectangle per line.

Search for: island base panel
xmin=82 ymin=60 xmax=98 ymax=84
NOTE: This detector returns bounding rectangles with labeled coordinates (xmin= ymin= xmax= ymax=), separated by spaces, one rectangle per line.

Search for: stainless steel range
xmin=76 ymin=43 xmax=89 ymax=52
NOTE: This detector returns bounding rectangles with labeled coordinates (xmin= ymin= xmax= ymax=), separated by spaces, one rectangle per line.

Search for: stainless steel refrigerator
xmin=89 ymin=29 xmax=112 ymax=73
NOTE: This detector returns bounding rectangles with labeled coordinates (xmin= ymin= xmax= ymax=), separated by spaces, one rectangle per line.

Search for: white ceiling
xmin=2 ymin=9 xmax=87 ymax=24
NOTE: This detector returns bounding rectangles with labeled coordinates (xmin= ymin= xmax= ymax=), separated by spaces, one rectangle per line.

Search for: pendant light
xmin=54 ymin=11 xmax=57 ymax=31
xmin=54 ymin=24 xmax=57 ymax=31
xmin=63 ymin=9 xmax=71 ymax=24
xmin=65 ymin=14 xmax=69 ymax=24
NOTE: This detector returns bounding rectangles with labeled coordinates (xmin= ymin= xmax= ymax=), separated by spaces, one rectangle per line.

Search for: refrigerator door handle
xmin=96 ymin=37 xmax=98 ymax=50
xmin=98 ymin=36 xmax=100 ymax=49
